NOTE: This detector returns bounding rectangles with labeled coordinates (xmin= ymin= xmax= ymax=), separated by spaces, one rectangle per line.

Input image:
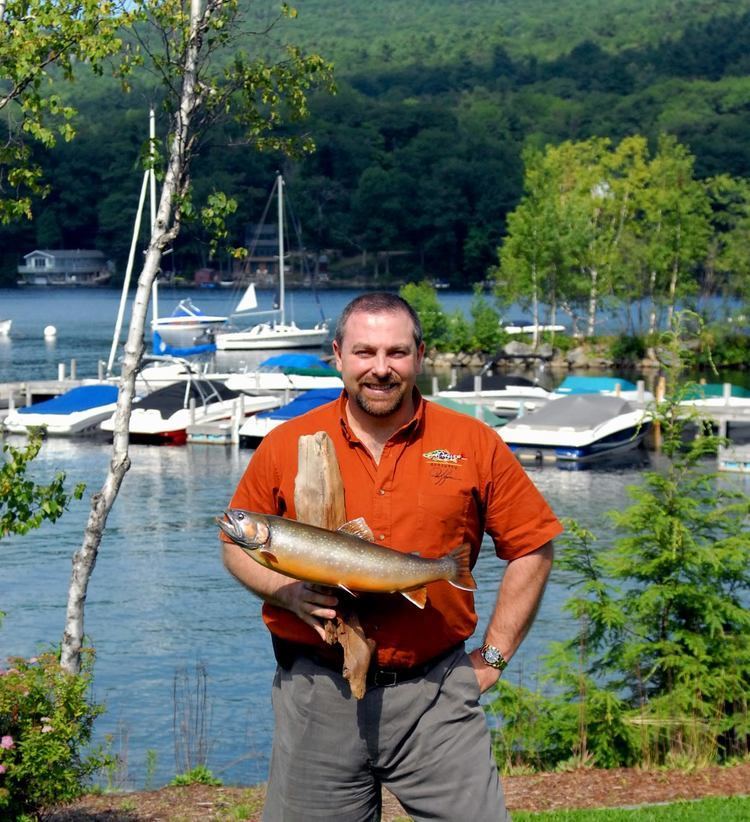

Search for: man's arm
xmin=468 ymin=540 xmax=554 ymax=692
xmin=222 ymin=541 xmax=338 ymax=641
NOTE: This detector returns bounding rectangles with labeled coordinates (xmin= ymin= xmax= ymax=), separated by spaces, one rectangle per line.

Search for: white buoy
xmin=44 ymin=325 xmax=57 ymax=339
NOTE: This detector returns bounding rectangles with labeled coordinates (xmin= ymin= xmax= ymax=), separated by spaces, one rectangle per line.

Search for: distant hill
xmin=3 ymin=0 xmax=750 ymax=286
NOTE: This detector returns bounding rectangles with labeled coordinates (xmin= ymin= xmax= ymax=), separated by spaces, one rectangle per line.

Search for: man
xmin=222 ymin=292 xmax=561 ymax=821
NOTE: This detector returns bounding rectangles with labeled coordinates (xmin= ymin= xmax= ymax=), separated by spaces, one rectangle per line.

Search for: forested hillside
xmin=3 ymin=0 xmax=750 ymax=286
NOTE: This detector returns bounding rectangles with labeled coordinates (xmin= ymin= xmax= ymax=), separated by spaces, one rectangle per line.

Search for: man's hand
xmin=467 ymin=647 xmax=502 ymax=693
xmin=277 ymin=581 xmax=338 ymax=641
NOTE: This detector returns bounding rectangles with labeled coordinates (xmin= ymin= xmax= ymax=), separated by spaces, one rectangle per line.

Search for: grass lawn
xmin=511 ymin=796 xmax=750 ymax=821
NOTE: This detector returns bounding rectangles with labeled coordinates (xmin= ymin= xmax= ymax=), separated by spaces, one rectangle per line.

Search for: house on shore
xmin=17 ymin=250 xmax=114 ymax=286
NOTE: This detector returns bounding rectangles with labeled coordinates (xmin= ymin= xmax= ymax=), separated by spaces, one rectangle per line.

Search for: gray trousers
xmin=262 ymin=645 xmax=510 ymax=822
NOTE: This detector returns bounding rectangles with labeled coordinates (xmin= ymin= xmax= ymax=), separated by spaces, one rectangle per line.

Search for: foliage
xmin=511 ymin=796 xmax=750 ymax=821
xmin=169 ymin=764 xmax=222 ymax=786
xmin=487 ymin=315 xmax=750 ymax=771
xmin=0 ymin=435 xmax=85 ymax=540
xmin=469 ymin=283 xmax=502 ymax=352
xmin=0 ymin=650 xmax=108 ymax=818
xmin=608 ymin=334 xmax=647 ymax=365
xmin=0 ymin=0 xmax=129 ymax=222
xmin=399 ymin=281 xmax=449 ymax=350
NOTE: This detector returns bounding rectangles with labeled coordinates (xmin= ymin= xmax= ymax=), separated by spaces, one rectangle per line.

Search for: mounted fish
xmin=217 ymin=509 xmax=477 ymax=608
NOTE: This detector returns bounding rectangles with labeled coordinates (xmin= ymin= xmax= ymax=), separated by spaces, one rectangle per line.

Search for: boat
xmin=502 ymin=318 xmax=566 ymax=335
xmin=678 ymin=382 xmax=750 ymax=409
xmin=238 ymin=387 xmax=342 ymax=447
xmin=214 ymin=174 xmax=329 ymax=351
xmin=151 ymin=298 xmax=228 ymax=352
xmin=100 ymin=378 xmax=280 ymax=445
xmin=0 ymin=319 xmax=11 ymax=336
xmin=551 ymin=375 xmax=653 ymax=404
xmin=224 ymin=353 xmax=343 ymax=394
xmin=497 ymin=394 xmax=650 ymax=463
xmin=3 ymin=385 xmax=120 ymax=436
xmin=438 ymin=373 xmax=552 ymax=414
xmin=427 ymin=395 xmax=507 ymax=426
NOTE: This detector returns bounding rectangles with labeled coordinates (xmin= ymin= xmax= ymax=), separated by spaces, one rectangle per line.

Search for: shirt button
xmin=379 ymin=534 xmax=385 ymax=540
xmin=378 ymin=489 xmax=385 ymax=495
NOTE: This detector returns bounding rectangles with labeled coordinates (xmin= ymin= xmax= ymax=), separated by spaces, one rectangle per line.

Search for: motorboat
xmin=498 ymin=394 xmax=650 ymax=463
xmin=214 ymin=174 xmax=329 ymax=351
xmin=100 ymin=378 xmax=279 ymax=445
xmin=0 ymin=319 xmax=11 ymax=336
xmin=678 ymin=382 xmax=750 ymax=409
xmin=502 ymin=318 xmax=566 ymax=335
xmin=438 ymin=373 xmax=552 ymax=414
xmin=3 ymin=385 xmax=120 ymax=436
xmin=427 ymin=395 xmax=507 ymax=426
xmin=238 ymin=387 xmax=342 ymax=447
xmin=151 ymin=298 xmax=228 ymax=351
xmin=225 ymin=353 xmax=343 ymax=394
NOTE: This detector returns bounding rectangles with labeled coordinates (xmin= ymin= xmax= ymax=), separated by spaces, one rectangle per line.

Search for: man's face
xmin=333 ymin=309 xmax=425 ymax=420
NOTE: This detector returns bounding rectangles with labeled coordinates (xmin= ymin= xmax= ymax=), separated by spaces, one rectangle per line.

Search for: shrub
xmin=608 ymin=334 xmax=646 ymax=364
xmin=0 ymin=651 xmax=109 ymax=818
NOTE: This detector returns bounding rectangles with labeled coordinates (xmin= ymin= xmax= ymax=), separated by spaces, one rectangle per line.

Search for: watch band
xmin=480 ymin=643 xmax=508 ymax=671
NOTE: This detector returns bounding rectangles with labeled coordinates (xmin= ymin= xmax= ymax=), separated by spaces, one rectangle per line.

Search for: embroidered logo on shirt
xmin=423 ymin=449 xmax=465 ymax=464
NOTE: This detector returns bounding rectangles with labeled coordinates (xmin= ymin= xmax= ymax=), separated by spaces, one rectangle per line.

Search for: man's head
xmin=333 ymin=292 xmax=425 ymax=423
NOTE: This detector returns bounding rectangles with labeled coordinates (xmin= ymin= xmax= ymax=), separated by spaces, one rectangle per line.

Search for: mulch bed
xmin=44 ymin=762 xmax=750 ymax=820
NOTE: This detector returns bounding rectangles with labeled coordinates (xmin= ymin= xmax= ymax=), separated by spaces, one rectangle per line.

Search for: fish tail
xmin=447 ymin=543 xmax=477 ymax=591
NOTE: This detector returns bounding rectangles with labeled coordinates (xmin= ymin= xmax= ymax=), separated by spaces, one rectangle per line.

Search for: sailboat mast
xmin=277 ymin=172 xmax=285 ymax=327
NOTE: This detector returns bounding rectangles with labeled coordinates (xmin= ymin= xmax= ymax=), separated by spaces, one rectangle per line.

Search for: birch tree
xmin=60 ymin=0 xmax=332 ymax=674
xmin=0 ymin=0 xmax=127 ymax=221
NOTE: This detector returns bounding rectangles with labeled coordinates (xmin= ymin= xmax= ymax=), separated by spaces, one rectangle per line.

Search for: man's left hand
xmin=467 ymin=647 xmax=501 ymax=693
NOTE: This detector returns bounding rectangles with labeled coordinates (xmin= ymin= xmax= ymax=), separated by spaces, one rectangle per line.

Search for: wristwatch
xmin=480 ymin=643 xmax=508 ymax=671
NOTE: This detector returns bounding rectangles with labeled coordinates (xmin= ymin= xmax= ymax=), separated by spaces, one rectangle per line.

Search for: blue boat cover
xmin=260 ymin=354 xmax=331 ymax=370
xmin=556 ymin=375 xmax=637 ymax=394
xmin=682 ymin=383 xmax=750 ymax=399
xmin=19 ymin=385 xmax=118 ymax=415
xmin=256 ymin=388 xmax=342 ymax=420
xmin=152 ymin=331 xmax=216 ymax=357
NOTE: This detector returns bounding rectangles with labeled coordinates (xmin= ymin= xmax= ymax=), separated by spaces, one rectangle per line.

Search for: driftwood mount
xmin=294 ymin=431 xmax=376 ymax=698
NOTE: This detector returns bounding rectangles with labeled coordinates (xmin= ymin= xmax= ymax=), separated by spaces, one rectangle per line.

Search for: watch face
xmin=484 ymin=647 xmax=501 ymax=665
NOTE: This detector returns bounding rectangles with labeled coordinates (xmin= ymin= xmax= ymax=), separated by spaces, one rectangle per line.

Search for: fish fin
xmin=259 ymin=548 xmax=279 ymax=565
xmin=337 ymin=584 xmax=359 ymax=598
xmin=447 ymin=543 xmax=477 ymax=591
xmin=400 ymin=587 xmax=427 ymax=609
xmin=337 ymin=517 xmax=375 ymax=542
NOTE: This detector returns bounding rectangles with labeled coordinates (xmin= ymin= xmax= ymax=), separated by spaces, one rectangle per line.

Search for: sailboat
xmin=214 ymin=174 xmax=329 ymax=351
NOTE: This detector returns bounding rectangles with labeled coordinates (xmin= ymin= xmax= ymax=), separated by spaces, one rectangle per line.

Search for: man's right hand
xmin=278 ymin=581 xmax=339 ymax=641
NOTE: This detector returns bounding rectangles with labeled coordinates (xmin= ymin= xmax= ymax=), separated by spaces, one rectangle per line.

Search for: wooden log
xmin=294 ymin=431 xmax=375 ymax=699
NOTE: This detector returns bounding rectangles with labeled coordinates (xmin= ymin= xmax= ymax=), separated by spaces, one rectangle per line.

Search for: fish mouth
xmin=216 ymin=511 xmax=246 ymax=546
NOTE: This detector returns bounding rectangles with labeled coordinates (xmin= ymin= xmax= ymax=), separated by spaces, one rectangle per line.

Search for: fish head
xmin=217 ymin=509 xmax=271 ymax=551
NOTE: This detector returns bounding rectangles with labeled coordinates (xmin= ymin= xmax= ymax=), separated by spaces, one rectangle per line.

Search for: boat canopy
xmin=507 ymin=394 xmax=634 ymax=430
xmin=259 ymin=353 xmax=337 ymax=376
xmin=18 ymin=385 xmax=118 ymax=415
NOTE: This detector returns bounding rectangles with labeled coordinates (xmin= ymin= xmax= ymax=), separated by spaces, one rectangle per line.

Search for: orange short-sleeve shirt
xmin=226 ymin=391 xmax=562 ymax=668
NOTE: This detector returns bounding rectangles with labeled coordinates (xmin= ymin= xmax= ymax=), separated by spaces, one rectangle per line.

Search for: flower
xmin=0 ymin=764 xmax=6 ymax=775
xmin=41 ymin=725 xmax=53 ymax=734
xmin=0 ymin=736 xmax=13 ymax=750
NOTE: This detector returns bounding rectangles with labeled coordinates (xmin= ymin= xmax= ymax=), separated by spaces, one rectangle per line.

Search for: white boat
xmin=151 ymin=298 xmax=228 ymax=350
xmin=438 ymin=374 xmax=552 ymax=414
xmin=498 ymin=394 xmax=650 ymax=463
xmin=238 ymin=387 xmax=342 ymax=446
xmin=225 ymin=353 xmax=343 ymax=393
xmin=215 ymin=174 xmax=329 ymax=351
xmin=502 ymin=318 xmax=566 ymax=335
xmin=3 ymin=385 xmax=120 ymax=436
xmin=678 ymin=382 xmax=750 ymax=409
xmin=0 ymin=319 xmax=11 ymax=336
xmin=100 ymin=378 xmax=279 ymax=445
xmin=551 ymin=375 xmax=653 ymax=404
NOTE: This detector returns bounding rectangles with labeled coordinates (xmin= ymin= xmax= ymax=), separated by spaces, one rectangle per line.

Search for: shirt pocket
xmin=416 ymin=490 xmax=471 ymax=557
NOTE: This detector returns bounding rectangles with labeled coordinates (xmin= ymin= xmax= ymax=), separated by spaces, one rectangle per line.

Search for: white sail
xmin=234 ymin=283 xmax=258 ymax=314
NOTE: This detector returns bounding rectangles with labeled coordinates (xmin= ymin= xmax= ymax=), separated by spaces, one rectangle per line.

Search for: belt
xmin=273 ymin=636 xmax=461 ymax=689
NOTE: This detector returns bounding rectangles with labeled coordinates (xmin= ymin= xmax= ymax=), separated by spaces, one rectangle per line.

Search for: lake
xmin=1 ymin=287 xmax=748 ymax=790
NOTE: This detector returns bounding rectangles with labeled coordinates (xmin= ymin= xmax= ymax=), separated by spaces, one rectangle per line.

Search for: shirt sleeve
xmin=484 ymin=434 xmax=563 ymax=560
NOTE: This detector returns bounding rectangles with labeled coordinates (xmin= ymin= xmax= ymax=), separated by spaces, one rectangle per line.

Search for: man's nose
xmin=371 ymin=352 xmax=390 ymax=376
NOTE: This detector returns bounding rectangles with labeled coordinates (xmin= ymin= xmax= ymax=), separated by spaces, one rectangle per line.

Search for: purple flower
xmin=0 ymin=764 xmax=6 ymax=775
xmin=0 ymin=736 xmax=13 ymax=750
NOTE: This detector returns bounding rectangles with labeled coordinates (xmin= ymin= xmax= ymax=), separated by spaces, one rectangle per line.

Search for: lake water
xmin=1 ymin=288 xmax=748 ymax=790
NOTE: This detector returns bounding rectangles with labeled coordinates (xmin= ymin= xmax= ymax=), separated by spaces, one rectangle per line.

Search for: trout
xmin=218 ymin=509 xmax=477 ymax=609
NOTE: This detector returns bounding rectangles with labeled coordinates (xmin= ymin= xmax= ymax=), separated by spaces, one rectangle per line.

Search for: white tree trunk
xmin=666 ymin=224 xmax=681 ymax=330
xmin=586 ymin=266 xmax=598 ymax=337
xmin=531 ymin=262 xmax=539 ymax=349
xmin=61 ymin=0 xmax=206 ymax=674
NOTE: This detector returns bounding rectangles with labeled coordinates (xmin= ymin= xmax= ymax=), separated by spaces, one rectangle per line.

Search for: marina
xmin=1 ymin=287 xmax=749 ymax=790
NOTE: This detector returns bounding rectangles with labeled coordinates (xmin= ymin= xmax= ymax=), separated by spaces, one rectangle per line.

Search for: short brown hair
xmin=334 ymin=292 xmax=423 ymax=349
